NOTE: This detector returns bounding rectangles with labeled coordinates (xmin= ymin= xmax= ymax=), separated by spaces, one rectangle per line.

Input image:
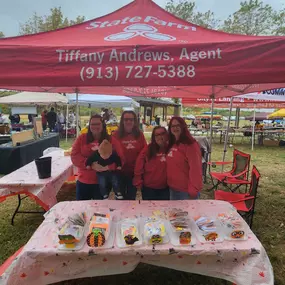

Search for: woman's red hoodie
xmin=71 ymin=133 xmax=124 ymax=184
xmin=133 ymin=145 xmax=167 ymax=189
xmin=166 ymin=141 xmax=202 ymax=198
xmin=112 ymin=131 xmax=147 ymax=177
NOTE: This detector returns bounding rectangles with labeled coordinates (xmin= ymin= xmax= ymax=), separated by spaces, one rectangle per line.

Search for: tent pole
xmin=65 ymin=104 xmax=69 ymax=142
xmin=251 ymin=104 xmax=256 ymax=150
xmin=222 ymin=97 xmax=233 ymax=171
xmin=76 ymin=90 xmax=79 ymax=137
xmin=209 ymin=95 xmax=215 ymax=162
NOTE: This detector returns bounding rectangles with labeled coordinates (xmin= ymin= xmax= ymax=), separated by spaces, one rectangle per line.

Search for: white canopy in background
xmin=0 ymin=92 xmax=68 ymax=105
xmin=235 ymin=88 xmax=285 ymax=101
xmin=67 ymin=94 xmax=140 ymax=108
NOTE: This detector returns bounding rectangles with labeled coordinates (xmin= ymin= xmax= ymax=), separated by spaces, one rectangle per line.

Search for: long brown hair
xmin=168 ymin=116 xmax=195 ymax=149
xmin=118 ymin=110 xmax=141 ymax=139
xmin=86 ymin=114 xmax=109 ymax=144
xmin=147 ymin=126 xmax=167 ymax=160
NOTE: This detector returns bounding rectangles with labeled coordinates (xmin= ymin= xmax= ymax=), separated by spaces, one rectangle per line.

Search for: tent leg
xmin=251 ymin=104 xmax=256 ymax=151
xmin=66 ymin=104 xmax=69 ymax=142
xmin=209 ymin=96 xmax=215 ymax=163
xmin=76 ymin=90 xmax=79 ymax=137
xmin=222 ymin=97 xmax=233 ymax=171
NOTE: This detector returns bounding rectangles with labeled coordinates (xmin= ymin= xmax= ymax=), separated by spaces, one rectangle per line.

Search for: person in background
xmin=0 ymin=111 xmax=9 ymax=124
xmin=112 ymin=110 xmax=147 ymax=200
xmin=9 ymin=114 xmax=16 ymax=124
xmin=47 ymin=107 xmax=57 ymax=131
xmin=102 ymin=109 xmax=110 ymax=122
xmin=109 ymin=110 xmax=117 ymax=122
xmin=133 ymin=126 xmax=169 ymax=200
xmin=255 ymin=121 xmax=263 ymax=130
xmin=71 ymin=115 xmax=113 ymax=200
xmin=14 ymin=114 xmax=20 ymax=124
xmin=58 ymin=111 xmax=65 ymax=124
xmin=41 ymin=110 xmax=47 ymax=130
xmin=28 ymin=114 xmax=33 ymax=123
xmin=69 ymin=112 xmax=75 ymax=125
xmin=166 ymin=117 xmax=202 ymax=200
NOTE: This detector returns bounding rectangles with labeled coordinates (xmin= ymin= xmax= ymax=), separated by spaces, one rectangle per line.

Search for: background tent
xmin=1 ymin=0 xmax=285 ymax=99
xmin=67 ymin=94 xmax=139 ymax=108
xmin=0 ymin=92 xmax=68 ymax=105
xmin=268 ymin=109 xmax=285 ymax=119
xmin=245 ymin=112 xmax=271 ymax=121
xmin=182 ymin=89 xmax=285 ymax=108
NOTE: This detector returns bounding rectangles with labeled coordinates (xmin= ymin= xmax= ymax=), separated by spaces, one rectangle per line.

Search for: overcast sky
xmin=1 ymin=0 xmax=284 ymax=37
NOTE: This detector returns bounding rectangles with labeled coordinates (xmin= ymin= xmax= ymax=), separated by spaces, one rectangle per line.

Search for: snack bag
xmin=87 ymin=213 xmax=110 ymax=247
xmin=144 ymin=217 xmax=166 ymax=244
xmin=218 ymin=212 xmax=247 ymax=240
xmin=58 ymin=212 xmax=87 ymax=249
xmin=194 ymin=215 xmax=221 ymax=242
xmin=121 ymin=219 xmax=140 ymax=245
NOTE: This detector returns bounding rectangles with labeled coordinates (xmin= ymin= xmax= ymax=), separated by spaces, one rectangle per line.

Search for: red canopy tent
xmin=1 ymin=0 xmax=285 ymax=98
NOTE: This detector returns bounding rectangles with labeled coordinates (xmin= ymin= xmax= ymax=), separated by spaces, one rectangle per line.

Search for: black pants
xmin=120 ymin=174 xmax=137 ymax=200
xmin=76 ymin=180 xmax=102 ymax=200
xmin=142 ymin=186 xmax=170 ymax=200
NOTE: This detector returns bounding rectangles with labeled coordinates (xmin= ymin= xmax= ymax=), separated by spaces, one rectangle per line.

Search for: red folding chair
xmin=214 ymin=166 xmax=261 ymax=228
xmin=209 ymin=149 xmax=251 ymax=192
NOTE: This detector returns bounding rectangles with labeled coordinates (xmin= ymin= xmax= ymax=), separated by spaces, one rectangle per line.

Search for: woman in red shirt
xmin=133 ymin=126 xmax=169 ymax=200
xmin=71 ymin=114 xmax=110 ymax=200
xmin=166 ymin=117 xmax=202 ymax=200
xmin=112 ymin=111 xmax=147 ymax=200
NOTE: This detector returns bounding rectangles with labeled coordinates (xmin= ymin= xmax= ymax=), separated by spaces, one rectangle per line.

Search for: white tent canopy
xmin=0 ymin=92 xmax=68 ymax=105
xmin=67 ymin=94 xmax=140 ymax=108
xmin=236 ymin=88 xmax=285 ymax=101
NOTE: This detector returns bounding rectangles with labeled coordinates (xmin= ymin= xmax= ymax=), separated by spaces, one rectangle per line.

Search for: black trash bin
xmin=35 ymin=157 xmax=52 ymax=179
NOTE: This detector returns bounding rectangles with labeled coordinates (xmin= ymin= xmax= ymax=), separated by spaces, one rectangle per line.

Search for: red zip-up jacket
xmin=71 ymin=133 xmax=124 ymax=184
xmin=166 ymin=141 xmax=202 ymax=198
xmin=133 ymin=145 xmax=167 ymax=189
xmin=112 ymin=131 xmax=147 ymax=177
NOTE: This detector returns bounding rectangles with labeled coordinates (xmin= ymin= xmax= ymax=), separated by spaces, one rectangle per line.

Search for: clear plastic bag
xmin=218 ymin=212 xmax=248 ymax=241
xmin=143 ymin=217 xmax=169 ymax=245
xmin=86 ymin=212 xmax=115 ymax=249
xmin=116 ymin=218 xmax=142 ymax=248
xmin=193 ymin=215 xmax=224 ymax=243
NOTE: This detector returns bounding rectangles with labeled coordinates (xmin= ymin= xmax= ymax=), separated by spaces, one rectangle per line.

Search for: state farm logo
xmin=104 ymin=24 xmax=176 ymax=41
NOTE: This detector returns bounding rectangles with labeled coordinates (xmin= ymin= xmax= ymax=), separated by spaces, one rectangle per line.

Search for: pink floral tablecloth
xmin=0 ymin=150 xmax=74 ymax=210
xmin=0 ymin=200 xmax=273 ymax=285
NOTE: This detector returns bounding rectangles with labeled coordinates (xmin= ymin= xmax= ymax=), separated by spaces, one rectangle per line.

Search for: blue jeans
xmin=76 ymin=180 xmax=102 ymax=200
xmin=120 ymin=174 xmax=137 ymax=200
xmin=169 ymin=188 xmax=200 ymax=200
xmin=97 ymin=171 xmax=120 ymax=198
xmin=142 ymin=186 xmax=170 ymax=200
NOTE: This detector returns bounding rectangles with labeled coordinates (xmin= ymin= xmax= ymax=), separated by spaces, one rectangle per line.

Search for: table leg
xmin=11 ymin=194 xmax=46 ymax=226
xmin=11 ymin=194 xmax=22 ymax=226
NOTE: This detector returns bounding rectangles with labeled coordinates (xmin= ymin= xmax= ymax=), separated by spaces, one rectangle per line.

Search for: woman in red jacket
xmin=112 ymin=110 xmax=147 ymax=200
xmin=166 ymin=116 xmax=202 ymax=200
xmin=71 ymin=114 xmax=111 ymax=200
xmin=133 ymin=126 xmax=169 ymax=200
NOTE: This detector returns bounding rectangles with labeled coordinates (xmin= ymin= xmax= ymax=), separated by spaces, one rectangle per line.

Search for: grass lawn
xmin=0 ymin=138 xmax=285 ymax=284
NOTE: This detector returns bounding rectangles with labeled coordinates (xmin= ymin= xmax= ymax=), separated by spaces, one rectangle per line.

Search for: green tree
xmin=222 ymin=0 xmax=274 ymax=35
xmin=19 ymin=7 xmax=85 ymax=35
xmin=0 ymin=31 xmax=4 ymax=38
xmin=165 ymin=0 xmax=220 ymax=29
xmin=272 ymin=9 xmax=285 ymax=35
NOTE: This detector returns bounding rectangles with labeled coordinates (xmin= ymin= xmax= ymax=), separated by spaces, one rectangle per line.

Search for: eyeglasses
xmin=155 ymin=131 xmax=166 ymax=137
xmin=124 ymin=118 xmax=135 ymax=122
xmin=171 ymin=124 xmax=181 ymax=129
xmin=90 ymin=123 xmax=101 ymax=126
